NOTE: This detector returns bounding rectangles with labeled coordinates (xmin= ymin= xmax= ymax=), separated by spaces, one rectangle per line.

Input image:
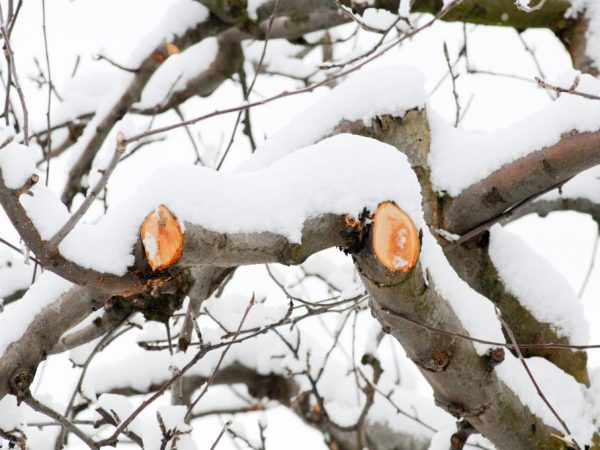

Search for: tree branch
xmin=0 ymin=286 xmax=109 ymax=400
xmin=443 ymin=129 xmax=600 ymax=235
xmin=353 ymin=229 xmax=565 ymax=450
xmin=445 ymin=236 xmax=589 ymax=385
xmin=60 ymin=16 xmax=228 ymax=207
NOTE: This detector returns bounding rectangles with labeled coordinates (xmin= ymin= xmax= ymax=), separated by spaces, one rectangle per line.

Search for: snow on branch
xmin=356 ymin=225 xmax=599 ymax=447
xmin=241 ymin=66 xmax=425 ymax=171
xmin=60 ymin=1 xmax=219 ymax=207
xmin=566 ymin=0 xmax=600 ymax=72
xmin=8 ymin=134 xmax=423 ymax=277
xmin=430 ymin=73 xmax=600 ymax=198
xmin=436 ymin=74 xmax=600 ymax=235
xmin=489 ymin=225 xmax=588 ymax=345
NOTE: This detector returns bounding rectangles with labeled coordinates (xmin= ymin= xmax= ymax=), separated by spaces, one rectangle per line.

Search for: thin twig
xmin=122 ymin=1 xmax=462 ymax=145
xmin=210 ymin=420 xmax=233 ymax=450
xmin=0 ymin=235 xmax=42 ymax=265
xmin=23 ymin=393 xmax=96 ymax=449
xmin=185 ymin=295 xmax=256 ymax=421
xmin=332 ymin=0 xmax=391 ymax=33
xmin=55 ymin=324 xmax=132 ymax=450
xmin=444 ymin=177 xmax=572 ymax=248
xmin=216 ymin=0 xmax=280 ymax=169
xmin=173 ymin=106 xmax=205 ymax=165
xmin=41 ymin=0 xmax=53 ymax=185
xmin=496 ymin=308 xmax=581 ymax=450
xmin=536 ymin=76 xmax=600 ymax=101
xmin=97 ymin=297 xmax=257 ymax=446
xmin=45 ymin=132 xmax=127 ymax=252
xmin=579 ymin=227 xmax=599 ymax=297
xmin=379 ymin=305 xmax=600 ymax=351
xmin=443 ymin=41 xmax=460 ymax=127
xmin=93 ymin=53 xmax=139 ymax=73
xmin=0 ymin=20 xmax=28 ymax=144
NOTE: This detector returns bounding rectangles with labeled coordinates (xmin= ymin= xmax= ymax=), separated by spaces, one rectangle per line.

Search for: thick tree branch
xmin=353 ymin=231 xmax=565 ymax=450
xmin=0 ymin=170 xmax=142 ymax=294
xmin=50 ymin=308 xmax=131 ymax=355
xmin=60 ymin=16 xmax=228 ymax=207
xmin=443 ymin=129 xmax=600 ymax=235
xmin=446 ymin=237 xmax=589 ymax=385
xmin=0 ymin=286 xmax=108 ymax=400
xmin=214 ymin=0 xmax=574 ymax=32
xmin=170 ymin=214 xmax=358 ymax=268
xmin=136 ymin=29 xmax=244 ymax=116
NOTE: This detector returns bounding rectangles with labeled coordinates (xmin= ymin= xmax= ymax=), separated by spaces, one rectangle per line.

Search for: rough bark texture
xmin=3 ymin=1 xmax=600 ymax=444
xmin=446 ymin=235 xmax=589 ymax=385
xmin=0 ymin=287 xmax=109 ymax=400
xmin=175 ymin=214 xmax=358 ymax=268
xmin=248 ymin=0 xmax=575 ymax=31
xmin=353 ymin=230 xmax=566 ymax=450
xmin=0 ymin=173 xmax=142 ymax=294
xmin=443 ymin=129 xmax=600 ymax=235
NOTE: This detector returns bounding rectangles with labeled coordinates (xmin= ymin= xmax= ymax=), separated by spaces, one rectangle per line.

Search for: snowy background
xmin=0 ymin=0 xmax=599 ymax=449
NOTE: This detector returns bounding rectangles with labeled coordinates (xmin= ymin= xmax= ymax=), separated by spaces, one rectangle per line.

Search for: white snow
xmin=429 ymin=74 xmax=600 ymax=196
xmin=20 ymin=186 xmax=70 ymax=239
xmin=0 ymin=142 xmax=38 ymax=190
xmin=497 ymin=354 xmax=596 ymax=445
xmin=157 ymin=405 xmax=192 ymax=433
xmin=247 ymin=0 xmax=271 ymax=20
xmin=566 ymin=1 xmax=600 ymax=70
xmin=0 ymin=395 xmax=24 ymax=431
xmin=538 ymin=165 xmax=600 ymax=204
xmin=427 ymin=428 xmax=454 ymax=450
xmin=420 ymin=229 xmax=506 ymax=355
xmin=204 ymin=293 xmax=289 ymax=332
xmin=263 ymin=55 xmax=318 ymax=80
xmin=95 ymin=393 xmax=145 ymax=437
xmin=362 ymin=8 xmax=399 ymax=30
xmin=69 ymin=337 xmax=102 ymax=366
xmin=241 ymin=66 xmax=426 ymax=171
xmin=64 ymin=0 xmax=210 ymax=172
xmin=24 ymin=133 xmax=424 ymax=275
xmin=398 ymin=0 xmax=410 ymax=17
xmin=0 ymin=272 xmax=73 ymax=358
xmin=489 ymin=225 xmax=589 ymax=343
xmin=49 ymin=70 xmax=122 ymax=126
xmin=128 ymin=0 xmax=210 ymax=67
xmin=138 ymin=37 xmax=219 ymax=109
xmin=0 ymin=255 xmax=34 ymax=299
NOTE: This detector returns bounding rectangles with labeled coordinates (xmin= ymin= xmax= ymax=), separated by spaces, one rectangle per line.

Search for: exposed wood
xmin=141 ymin=205 xmax=184 ymax=271
xmin=372 ymin=201 xmax=420 ymax=272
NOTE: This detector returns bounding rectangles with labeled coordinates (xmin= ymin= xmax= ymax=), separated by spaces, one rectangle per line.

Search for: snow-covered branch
xmin=446 ymin=227 xmax=589 ymax=384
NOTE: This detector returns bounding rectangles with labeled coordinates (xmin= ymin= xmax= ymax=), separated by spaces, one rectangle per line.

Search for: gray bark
xmin=353 ymin=231 xmax=564 ymax=450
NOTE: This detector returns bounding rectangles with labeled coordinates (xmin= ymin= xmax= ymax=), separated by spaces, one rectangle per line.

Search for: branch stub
xmin=372 ymin=201 xmax=419 ymax=272
xmin=141 ymin=205 xmax=183 ymax=271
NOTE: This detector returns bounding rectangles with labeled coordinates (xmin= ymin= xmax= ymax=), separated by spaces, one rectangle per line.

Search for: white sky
xmin=1 ymin=1 xmax=599 ymax=449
